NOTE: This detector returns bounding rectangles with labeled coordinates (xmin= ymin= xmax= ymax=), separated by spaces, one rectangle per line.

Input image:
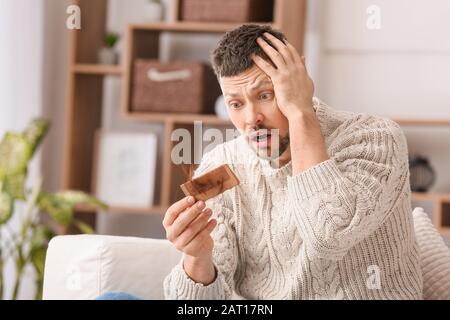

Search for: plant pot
xmin=97 ymin=47 xmax=118 ymax=65
xmin=144 ymin=1 xmax=164 ymax=22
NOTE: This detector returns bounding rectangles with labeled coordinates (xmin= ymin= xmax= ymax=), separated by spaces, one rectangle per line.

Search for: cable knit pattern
xmin=163 ymin=97 xmax=423 ymax=300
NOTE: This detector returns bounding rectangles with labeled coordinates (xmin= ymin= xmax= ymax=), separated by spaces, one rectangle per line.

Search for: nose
xmin=244 ymin=103 xmax=264 ymax=128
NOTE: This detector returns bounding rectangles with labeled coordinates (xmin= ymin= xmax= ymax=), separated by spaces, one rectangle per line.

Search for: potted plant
xmin=144 ymin=0 xmax=164 ymax=22
xmin=98 ymin=32 xmax=120 ymax=65
xmin=0 ymin=119 xmax=108 ymax=299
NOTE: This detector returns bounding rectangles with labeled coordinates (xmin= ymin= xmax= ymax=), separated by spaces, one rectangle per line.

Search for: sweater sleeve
xmin=287 ymin=117 xmax=411 ymax=261
xmin=163 ymin=150 xmax=239 ymax=300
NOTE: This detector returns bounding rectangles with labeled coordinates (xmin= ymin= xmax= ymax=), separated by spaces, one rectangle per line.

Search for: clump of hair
xmin=211 ymin=24 xmax=287 ymax=78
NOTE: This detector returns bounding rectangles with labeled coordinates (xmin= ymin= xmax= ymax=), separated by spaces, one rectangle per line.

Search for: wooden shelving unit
xmin=411 ymin=192 xmax=450 ymax=235
xmin=62 ymin=0 xmax=307 ymax=232
xmin=123 ymin=112 xmax=230 ymax=125
xmin=75 ymin=203 xmax=167 ymax=215
xmin=72 ymin=64 xmax=123 ymax=76
xmin=391 ymin=118 xmax=450 ymax=127
xmin=127 ymin=21 xmax=275 ymax=33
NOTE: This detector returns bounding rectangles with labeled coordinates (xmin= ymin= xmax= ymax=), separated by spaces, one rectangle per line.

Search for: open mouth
xmin=250 ymin=131 xmax=272 ymax=144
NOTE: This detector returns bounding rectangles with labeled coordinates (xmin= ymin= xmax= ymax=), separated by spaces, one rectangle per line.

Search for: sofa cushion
xmin=43 ymin=235 xmax=181 ymax=300
xmin=413 ymin=207 xmax=450 ymax=300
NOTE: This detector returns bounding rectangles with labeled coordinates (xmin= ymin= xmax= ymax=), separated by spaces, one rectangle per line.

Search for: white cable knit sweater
xmin=163 ymin=98 xmax=423 ymax=300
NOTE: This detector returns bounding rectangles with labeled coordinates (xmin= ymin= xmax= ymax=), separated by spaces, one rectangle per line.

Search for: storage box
xmin=131 ymin=60 xmax=221 ymax=114
xmin=180 ymin=0 xmax=274 ymax=23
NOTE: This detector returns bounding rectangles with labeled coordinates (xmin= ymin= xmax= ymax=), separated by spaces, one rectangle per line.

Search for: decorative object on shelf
xmin=94 ymin=131 xmax=157 ymax=208
xmin=144 ymin=0 xmax=164 ymax=22
xmin=180 ymin=0 xmax=274 ymax=23
xmin=0 ymin=119 xmax=107 ymax=300
xmin=409 ymin=155 xmax=436 ymax=192
xmin=97 ymin=32 xmax=120 ymax=65
xmin=131 ymin=59 xmax=221 ymax=114
xmin=214 ymin=95 xmax=229 ymax=120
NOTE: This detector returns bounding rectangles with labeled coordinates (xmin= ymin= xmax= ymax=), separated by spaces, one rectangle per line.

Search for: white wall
xmin=41 ymin=0 xmax=71 ymax=193
xmin=0 ymin=0 xmax=74 ymax=300
xmin=307 ymin=0 xmax=450 ymax=193
xmin=315 ymin=0 xmax=450 ymax=119
xmin=0 ymin=0 xmax=45 ymax=300
xmin=0 ymin=1 xmax=44 ymax=132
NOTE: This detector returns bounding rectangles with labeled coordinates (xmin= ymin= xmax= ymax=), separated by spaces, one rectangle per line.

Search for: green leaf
xmin=22 ymin=118 xmax=49 ymax=155
xmin=30 ymin=225 xmax=55 ymax=249
xmin=0 ymin=191 xmax=13 ymax=225
xmin=38 ymin=191 xmax=107 ymax=227
xmin=37 ymin=193 xmax=73 ymax=226
xmin=30 ymin=243 xmax=47 ymax=299
xmin=50 ymin=191 xmax=108 ymax=209
xmin=105 ymin=32 xmax=119 ymax=48
xmin=29 ymin=225 xmax=55 ymax=278
xmin=2 ymin=171 xmax=26 ymax=200
xmin=0 ymin=133 xmax=32 ymax=180
xmin=74 ymin=219 xmax=95 ymax=234
xmin=30 ymin=246 xmax=47 ymax=277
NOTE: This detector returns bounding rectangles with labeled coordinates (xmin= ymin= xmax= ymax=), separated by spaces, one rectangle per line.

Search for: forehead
xmin=219 ymin=65 xmax=273 ymax=95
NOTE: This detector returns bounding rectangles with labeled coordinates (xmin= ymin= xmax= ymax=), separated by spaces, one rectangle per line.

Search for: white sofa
xmin=42 ymin=207 xmax=450 ymax=300
xmin=42 ymin=235 xmax=181 ymax=300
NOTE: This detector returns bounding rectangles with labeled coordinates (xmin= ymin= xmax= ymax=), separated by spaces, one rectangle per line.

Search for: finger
xmin=174 ymin=208 xmax=212 ymax=247
xmin=262 ymin=32 xmax=294 ymax=64
xmin=256 ymin=37 xmax=285 ymax=69
xmin=183 ymin=219 xmax=217 ymax=252
xmin=302 ymin=56 xmax=306 ymax=69
xmin=170 ymin=200 xmax=206 ymax=238
xmin=163 ymin=196 xmax=196 ymax=228
xmin=252 ymin=54 xmax=276 ymax=78
xmin=285 ymin=41 xmax=303 ymax=65
xmin=300 ymin=56 xmax=310 ymax=74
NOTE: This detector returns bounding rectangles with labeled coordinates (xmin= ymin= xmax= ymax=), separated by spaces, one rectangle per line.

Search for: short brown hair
xmin=211 ymin=24 xmax=287 ymax=78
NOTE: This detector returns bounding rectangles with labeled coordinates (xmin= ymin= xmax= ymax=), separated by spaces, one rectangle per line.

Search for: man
xmin=162 ymin=24 xmax=422 ymax=299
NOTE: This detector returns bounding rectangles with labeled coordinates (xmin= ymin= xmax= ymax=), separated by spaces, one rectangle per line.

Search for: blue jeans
xmin=95 ymin=291 xmax=143 ymax=300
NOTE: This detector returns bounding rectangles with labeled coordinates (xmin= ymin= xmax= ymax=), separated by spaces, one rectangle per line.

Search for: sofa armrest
xmin=43 ymin=235 xmax=181 ymax=300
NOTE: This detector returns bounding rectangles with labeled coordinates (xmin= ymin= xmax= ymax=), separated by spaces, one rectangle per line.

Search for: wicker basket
xmin=180 ymin=0 xmax=274 ymax=23
xmin=131 ymin=59 xmax=221 ymax=114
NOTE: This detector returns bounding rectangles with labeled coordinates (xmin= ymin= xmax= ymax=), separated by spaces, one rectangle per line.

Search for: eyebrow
xmin=225 ymin=80 xmax=273 ymax=98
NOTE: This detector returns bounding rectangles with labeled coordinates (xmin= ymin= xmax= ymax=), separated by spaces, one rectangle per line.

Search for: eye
xmin=259 ymin=92 xmax=273 ymax=100
xmin=228 ymin=101 xmax=241 ymax=110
